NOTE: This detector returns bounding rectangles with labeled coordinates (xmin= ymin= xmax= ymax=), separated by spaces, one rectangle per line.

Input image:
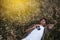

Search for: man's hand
xmin=33 ymin=24 xmax=40 ymax=29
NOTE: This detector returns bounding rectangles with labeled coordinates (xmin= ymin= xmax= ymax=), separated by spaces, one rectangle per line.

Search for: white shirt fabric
xmin=22 ymin=25 xmax=45 ymax=40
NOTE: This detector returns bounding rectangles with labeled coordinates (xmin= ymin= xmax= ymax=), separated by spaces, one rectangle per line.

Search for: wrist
xmin=32 ymin=27 xmax=35 ymax=29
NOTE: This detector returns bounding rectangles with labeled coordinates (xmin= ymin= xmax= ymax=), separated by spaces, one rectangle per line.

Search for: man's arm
xmin=25 ymin=24 xmax=35 ymax=32
xmin=25 ymin=24 xmax=40 ymax=32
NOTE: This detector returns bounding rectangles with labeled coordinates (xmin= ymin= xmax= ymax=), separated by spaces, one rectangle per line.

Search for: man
xmin=22 ymin=18 xmax=47 ymax=40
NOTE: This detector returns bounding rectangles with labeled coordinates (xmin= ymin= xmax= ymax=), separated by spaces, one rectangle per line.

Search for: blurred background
xmin=0 ymin=0 xmax=60 ymax=40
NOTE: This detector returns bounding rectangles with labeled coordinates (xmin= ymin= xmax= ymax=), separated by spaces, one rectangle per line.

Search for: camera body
xmin=36 ymin=26 xmax=40 ymax=30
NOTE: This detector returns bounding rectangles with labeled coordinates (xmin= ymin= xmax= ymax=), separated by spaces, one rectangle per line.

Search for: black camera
xmin=36 ymin=26 xmax=40 ymax=30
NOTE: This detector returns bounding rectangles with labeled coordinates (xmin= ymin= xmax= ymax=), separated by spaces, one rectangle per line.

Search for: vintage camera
xmin=36 ymin=26 xmax=40 ymax=30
